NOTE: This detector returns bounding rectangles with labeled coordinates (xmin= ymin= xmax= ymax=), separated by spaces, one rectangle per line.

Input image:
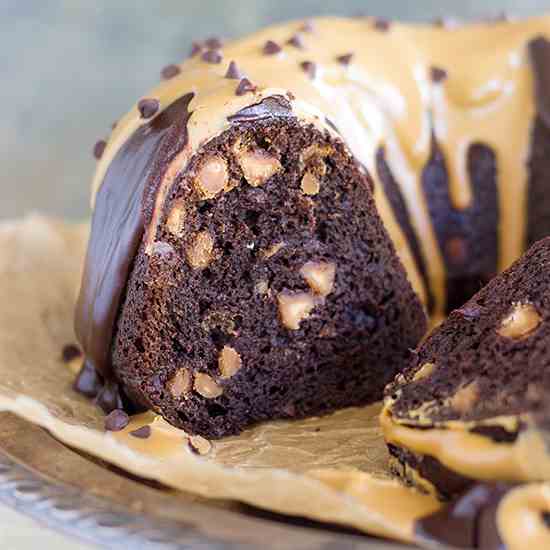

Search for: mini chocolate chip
xmin=300 ymin=60 xmax=317 ymax=79
xmin=430 ymin=66 xmax=448 ymax=83
xmin=225 ymin=60 xmax=243 ymax=80
xmin=374 ymin=18 xmax=391 ymax=31
xmin=137 ymin=98 xmax=160 ymax=119
xmin=161 ymin=64 xmax=181 ymax=80
xmin=202 ymin=49 xmax=223 ymax=64
xmin=93 ymin=140 xmax=107 ymax=160
xmin=336 ymin=53 xmax=354 ymax=66
xmin=95 ymin=381 xmax=124 ymax=414
xmin=73 ymin=360 xmax=102 ymax=399
xmin=205 ymin=36 xmax=223 ymax=49
xmin=104 ymin=409 xmax=130 ymax=432
xmin=190 ymin=42 xmax=202 ymax=57
xmin=300 ymin=20 xmax=315 ymax=32
xmin=235 ymin=78 xmax=256 ymax=96
xmin=287 ymin=34 xmax=304 ymax=49
xmin=263 ymin=40 xmax=282 ymax=55
xmin=130 ymin=425 xmax=152 ymax=439
xmin=62 ymin=343 xmax=82 ymax=363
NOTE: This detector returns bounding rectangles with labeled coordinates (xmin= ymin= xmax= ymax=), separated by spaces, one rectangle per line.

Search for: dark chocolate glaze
xmin=74 ymin=93 xmax=194 ymax=383
xmin=415 ymin=483 xmax=510 ymax=549
xmin=376 ymin=146 xmax=435 ymax=313
xmin=227 ymin=95 xmax=293 ymax=123
xmin=422 ymin=136 xmax=498 ymax=313
xmin=527 ymin=37 xmax=550 ymax=247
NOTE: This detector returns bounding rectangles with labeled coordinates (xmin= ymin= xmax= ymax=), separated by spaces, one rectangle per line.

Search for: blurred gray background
xmin=2 ymin=0 xmax=549 ymax=221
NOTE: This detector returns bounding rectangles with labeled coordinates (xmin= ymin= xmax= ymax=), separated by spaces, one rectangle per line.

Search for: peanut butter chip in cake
xmin=166 ymin=199 xmax=187 ymax=237
xmin=450 ymin=382 xmax=479 ymax=414
xmin=261 ymin=241 xmax=285 ymax=258
xmin=194 ymin=373 xmax=223 ymax=398
xmin=237 ymin=149 xmax=282 ymax=187
xmin=300 ymin=261 xmax=336 ymax=297
xmin=188 ymin=435 xmax=212 ymax=455
xmin=413 ymin=362 xmax=436 ymax=381
xmin=166 ymin=368 xmax=192 ymax=398
xmin=186 ymin=231 xmax=214 ymax=269
xmin=497 ymin=302 xmax=542 ymax=339
xmin=218 ymin=346 xmax=242 ymax=379
xmin=301 ymin=172 xmax=320 ymax=195
xmin=277 ymin=292 xmax=318 ymax=330
xmin=194 ymin=156 xmax=229 ymax=198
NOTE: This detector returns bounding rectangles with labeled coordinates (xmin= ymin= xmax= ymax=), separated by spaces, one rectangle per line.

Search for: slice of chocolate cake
xmin=383 ymin=237 xmax=550 ymax=498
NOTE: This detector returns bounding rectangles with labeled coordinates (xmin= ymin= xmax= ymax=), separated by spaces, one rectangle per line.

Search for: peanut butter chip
xmin=413 ymin=362 xmax=436 ymax=382
xmin=218 ymin=346 xmax=242 ymax=379
xmin=277 ymin=291 xmax=318 ymax=330
xmin=188 ymin=435 xmax=212 ymax=455
xmin=498 ymin=302 xmax=542 ymax=340
xmin=194 ymin=373 xmax=223 ymax=398
xmin=166 ymin=369 xmax=192 ymax=398
xmin=262 ymin=241 xmax=285 ymax=258
xmin=238 ymin=149 xmax=282 ymax=187
xmin=195 ymin=156 xmax=229 ymax=199
xmin=301 ymin=172 xmax=320 ymax=195
xmin=300 ymin=261 xmax=336 ymax=297
xmin=186 ymin=231 xmax=214 ymax=269
xmin=166 ymin=199 xmax=187 ymax=237
xmin=451 ymin=382 xmax=478 ymax=414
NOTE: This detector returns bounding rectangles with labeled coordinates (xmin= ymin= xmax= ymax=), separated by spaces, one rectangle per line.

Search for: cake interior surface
xmin=112 ymin=117 xmax=426 ymax=437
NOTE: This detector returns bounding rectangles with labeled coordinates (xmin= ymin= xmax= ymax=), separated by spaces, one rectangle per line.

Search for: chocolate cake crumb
xmin=137 ymin=98 xmax=160 ymax=119
xmin=62 ymin=343 xmax=82 ymax=363
xmin=201 ymin=49 xmax=222 ymax=64
xmin=104 ymin=409 xmax=130 ymax=432
xmin=235 ymin=78 xmax=256 ymax=96
xmin=130 ymin=425 xmax=151 ymax=439
xmin=287 ymin=34 xmax=304 ymax=49
xmin=93 ymin=140 xmax=107 ymax=160
xmin=430 ymin=66 xmax=448 ymax=83
xmin=336 ymin=53 xmax=354 ymax=66
xmin=263 ymin=40 xmax=282 ymax=55
xmin=225 ymin=61 xmax=243 ymax=80
xmin=161 ymin=64 xmax=181 ymax=80
xmin=300 ymin=61 xmax=317 ymax=79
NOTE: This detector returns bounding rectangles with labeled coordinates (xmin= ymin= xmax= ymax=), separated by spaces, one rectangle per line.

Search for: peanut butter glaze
xmin=88 ymin=15 xmax=550 ymax=319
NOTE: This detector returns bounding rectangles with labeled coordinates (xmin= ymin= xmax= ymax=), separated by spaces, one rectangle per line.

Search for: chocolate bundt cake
xmin=75 ymin=15 xmax=550 ymax=437
xmin=383 ymin=237 xmax=550 ymax=499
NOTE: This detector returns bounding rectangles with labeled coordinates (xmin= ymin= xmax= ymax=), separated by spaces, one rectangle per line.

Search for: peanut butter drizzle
xmin=380 ymin=404 xmax=550 ymax=483
xmin=90 ymin=16 xmax=550 ymax=315
xmin=497 ymin=483 xmax=550 ymax=550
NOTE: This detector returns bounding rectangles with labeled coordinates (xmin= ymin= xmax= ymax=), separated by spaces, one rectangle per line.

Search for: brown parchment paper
xmin=0 ymin=215 xmax=441 ymax=544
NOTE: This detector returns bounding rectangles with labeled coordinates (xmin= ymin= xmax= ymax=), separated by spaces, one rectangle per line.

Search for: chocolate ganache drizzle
xmin=75 ymin=93 xmax=194 ymax=393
